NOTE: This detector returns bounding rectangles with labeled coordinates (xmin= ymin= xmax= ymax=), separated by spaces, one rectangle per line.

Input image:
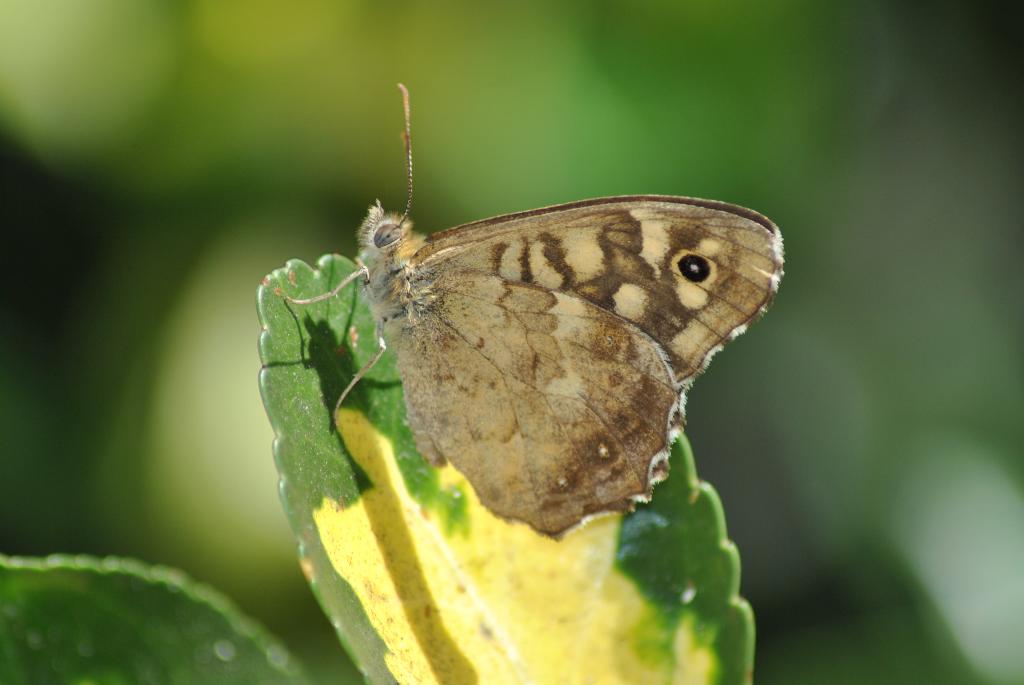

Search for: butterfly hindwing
xmin=391 ymin=270 xmax=679 ymax=536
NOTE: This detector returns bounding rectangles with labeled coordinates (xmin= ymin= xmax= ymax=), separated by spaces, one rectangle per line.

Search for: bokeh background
xmin=2 ymin=1 xmax=1022 ymax=683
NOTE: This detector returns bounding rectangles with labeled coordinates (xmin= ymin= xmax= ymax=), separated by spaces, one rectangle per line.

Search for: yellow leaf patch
xmin=313 ymin=409 xmax=717 ymax=684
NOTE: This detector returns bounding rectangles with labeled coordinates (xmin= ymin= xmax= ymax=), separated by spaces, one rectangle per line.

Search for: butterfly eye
xmin=373 ymin=222 xmax=402 ymax=248
xmin=677 ymin=254 xmax=711 ymax=282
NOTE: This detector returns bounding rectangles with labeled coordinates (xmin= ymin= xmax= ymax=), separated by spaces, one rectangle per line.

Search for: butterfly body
xmin=354 ymin=195 xmax=783 ymax=537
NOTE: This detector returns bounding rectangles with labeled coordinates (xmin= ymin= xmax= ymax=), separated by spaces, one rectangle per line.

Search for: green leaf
xmin=0 ymin=555 xmax=307 ymax=685
xmin=258 ymin=254 xmax=754 ymax=684
xmin=616 ymin=438 xmax=755 ymax=684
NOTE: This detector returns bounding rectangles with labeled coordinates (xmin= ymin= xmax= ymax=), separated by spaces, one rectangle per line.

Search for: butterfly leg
xmin=285 ymin=264 xmax=369 ymax=305
xmin=333 ymin=321 xmax=387 ymax=417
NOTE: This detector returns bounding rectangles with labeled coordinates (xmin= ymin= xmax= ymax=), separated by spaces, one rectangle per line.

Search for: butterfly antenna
xmin=397 ymin=83 xmax=414 ymax=227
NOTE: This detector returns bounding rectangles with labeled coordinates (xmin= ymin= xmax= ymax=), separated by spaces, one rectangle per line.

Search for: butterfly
xmin=286 ymin=85 xmax=783 ymax=537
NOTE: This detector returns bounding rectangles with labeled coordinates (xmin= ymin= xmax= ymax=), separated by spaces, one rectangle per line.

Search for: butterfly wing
xmin=395 ymin=196 xmax=782 ymax=536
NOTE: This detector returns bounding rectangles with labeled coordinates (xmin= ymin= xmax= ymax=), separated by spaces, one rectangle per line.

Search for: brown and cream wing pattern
xmin=413 ymin=196 xmax=784 ymax=386
xmin=391 ymin=196 xmax=782 ymax=535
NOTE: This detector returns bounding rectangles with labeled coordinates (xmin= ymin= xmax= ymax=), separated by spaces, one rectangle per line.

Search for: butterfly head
xmin=360 ymin=200 xmax=412 ymax=251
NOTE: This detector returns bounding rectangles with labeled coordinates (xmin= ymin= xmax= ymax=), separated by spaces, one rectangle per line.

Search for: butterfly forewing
xmin=413 ymin=196 xmax=783 ymax=385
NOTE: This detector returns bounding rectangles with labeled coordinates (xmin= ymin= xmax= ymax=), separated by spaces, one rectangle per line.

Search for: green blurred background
xmin=1 ymin=1 xmax=1021 ymax=683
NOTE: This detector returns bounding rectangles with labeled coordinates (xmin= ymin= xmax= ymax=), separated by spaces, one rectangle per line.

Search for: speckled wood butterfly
xmin=286 ymin=85 xmax=783 ymax=536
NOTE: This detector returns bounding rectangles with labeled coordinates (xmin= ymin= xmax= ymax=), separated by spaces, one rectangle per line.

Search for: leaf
xmin=258 ymin=255 xmax=754 ymax=685
xmin=0 ymin=555 xmax=307 ymax=685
